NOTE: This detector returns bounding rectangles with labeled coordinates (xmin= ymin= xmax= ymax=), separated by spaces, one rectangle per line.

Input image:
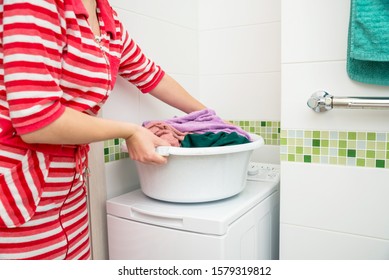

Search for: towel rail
xmin=307 ymin=91 xmax=389 ymax=112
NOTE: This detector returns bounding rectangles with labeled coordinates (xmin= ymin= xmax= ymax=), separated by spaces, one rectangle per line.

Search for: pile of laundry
xmin=143 ymin=108 xmax=252 ymax=148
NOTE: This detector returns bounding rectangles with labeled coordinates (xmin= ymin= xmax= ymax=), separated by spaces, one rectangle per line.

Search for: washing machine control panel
xmin=246 ymin=162 xmax=280 ymax=182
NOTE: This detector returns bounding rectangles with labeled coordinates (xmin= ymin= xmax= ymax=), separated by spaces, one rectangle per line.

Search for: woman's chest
xmin=59 ymin=13 xmax=121 ymax=113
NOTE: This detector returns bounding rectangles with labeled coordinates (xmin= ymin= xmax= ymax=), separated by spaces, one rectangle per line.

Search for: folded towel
xmin=347 ymin=0 xmax=389 ymax=85
xmin=144 ymin=109 xmax=251 ymax=140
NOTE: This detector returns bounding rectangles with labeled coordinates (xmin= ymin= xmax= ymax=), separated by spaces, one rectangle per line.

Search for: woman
xmin=0 ymin=0 xmax=206 ymax=259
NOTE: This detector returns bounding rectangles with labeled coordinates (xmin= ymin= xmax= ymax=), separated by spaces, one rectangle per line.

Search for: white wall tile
xmin=281 ymin=61 xmax=389 ymax=132
xmin=199 ymin=0 xmax=280 ymax=30
xmin=200 ymin=23 xmax=280 ymax=75
xmin=280 ymin=162 xmax=389 ymax=240
xmin=139 ymin=74 xmax=200 ymax=122
xmin=282 ymin=0 xmax=350 ymax=63
xmin=251 ymin=145 xmax=280 ymax=165
xmin=115 ymin=9 xmax=199 ymax=75
xmin=280 ymin=224 xmax=389 ymax=260
xmin=200 ymin=72 xmax=280 ymax=120
xmin=110 ymin=0 xmax=198 ymax=29
xmin=102 ymin=77 xmax=140 ymax=124
xmin=105 ymin=158 xmax=140 ymax=199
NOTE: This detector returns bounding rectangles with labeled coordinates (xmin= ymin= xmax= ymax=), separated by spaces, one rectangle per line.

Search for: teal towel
xmin=181 ymin=132 xmax=250 ymax=148
xmin=347 ymin=0 xmax=389 ymax=85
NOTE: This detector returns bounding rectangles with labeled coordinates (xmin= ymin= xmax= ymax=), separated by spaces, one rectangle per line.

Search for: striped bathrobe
xmin=0 ymin=0 xmax=164 ymax=259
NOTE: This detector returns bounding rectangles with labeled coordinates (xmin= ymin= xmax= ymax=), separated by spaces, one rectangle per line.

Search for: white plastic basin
xmin=135 ymin=134 xmax=264 ymax=203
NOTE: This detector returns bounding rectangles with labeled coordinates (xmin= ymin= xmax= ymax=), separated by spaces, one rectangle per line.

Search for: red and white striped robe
xmin=0 ymin=0 xmax=164 ymax=259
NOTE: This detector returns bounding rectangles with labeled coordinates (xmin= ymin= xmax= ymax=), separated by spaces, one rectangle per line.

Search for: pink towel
xmin=144 ymin=121 xmax=188 ymax=147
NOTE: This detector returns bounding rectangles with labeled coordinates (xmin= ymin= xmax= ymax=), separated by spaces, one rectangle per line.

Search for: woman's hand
xmin=125 ymin=126 xmax=170 ymax=165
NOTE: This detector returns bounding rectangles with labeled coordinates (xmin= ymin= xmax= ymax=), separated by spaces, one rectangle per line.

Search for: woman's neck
xmin=81 ymin=0 xmax=97 ymax=9
xmin=81 ymin=0 xmax=100 ymax=37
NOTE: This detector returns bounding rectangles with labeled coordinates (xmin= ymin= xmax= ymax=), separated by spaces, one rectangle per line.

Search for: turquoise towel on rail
xmin=347 ymin=0 xmax=389 ymax=85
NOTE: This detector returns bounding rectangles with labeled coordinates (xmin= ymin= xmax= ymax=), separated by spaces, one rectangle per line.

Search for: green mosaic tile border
xmin=280 ymin=129 xmax=389 ymax=169
xmin=104 ymin=120 xmax=281 ymax=163
xmin=104 ymin=138 xmax=128 ymax=163
xmin=229 ymin=120 xmax=281 ymax=146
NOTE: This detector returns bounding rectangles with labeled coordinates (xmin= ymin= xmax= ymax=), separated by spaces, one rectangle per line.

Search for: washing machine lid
xmin=106 ymin=180 xmax=278 ymax=235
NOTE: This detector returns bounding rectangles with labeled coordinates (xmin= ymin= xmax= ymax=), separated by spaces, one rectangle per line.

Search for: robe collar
xmin=70 ymin=0 xmax=116 ymax=39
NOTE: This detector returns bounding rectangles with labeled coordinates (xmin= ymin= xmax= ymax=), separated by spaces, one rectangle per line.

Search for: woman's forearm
xmin=20 ymin=106 xmax=170 ymax=164
xmin=149 ymin=73 xmax=206 ymax=114
xmin=20 ymin=107 xmax=137 ymax=145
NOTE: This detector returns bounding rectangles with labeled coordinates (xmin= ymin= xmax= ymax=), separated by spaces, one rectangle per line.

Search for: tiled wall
xmin=199 ymin=0 xmax=281 ymax=121
xmin=280 ymin=0 xmax=389 ymax=259
xmin=105 ymin=125 xmax=389 ymax=170
xmin=103 ymin=0 xmax=282 ymax=166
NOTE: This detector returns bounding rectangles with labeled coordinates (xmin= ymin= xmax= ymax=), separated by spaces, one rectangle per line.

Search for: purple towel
xmin=143 ymin=109 xmax=251 ymax=140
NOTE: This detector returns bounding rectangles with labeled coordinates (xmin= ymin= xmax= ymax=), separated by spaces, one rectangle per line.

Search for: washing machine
xmin=106 ymin=162 xmax=280 ymax=260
